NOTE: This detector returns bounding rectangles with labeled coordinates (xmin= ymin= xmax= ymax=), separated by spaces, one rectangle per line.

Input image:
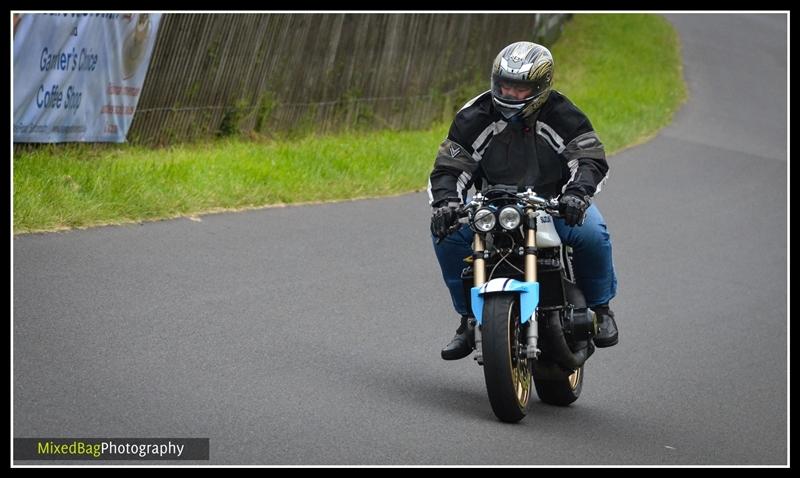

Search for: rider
xmin=428 ymin=41 xmax=618 ymax=360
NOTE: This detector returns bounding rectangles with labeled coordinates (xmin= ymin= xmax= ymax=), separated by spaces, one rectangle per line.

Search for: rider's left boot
xmin=591 ymin=304 xmax=618 ymax=348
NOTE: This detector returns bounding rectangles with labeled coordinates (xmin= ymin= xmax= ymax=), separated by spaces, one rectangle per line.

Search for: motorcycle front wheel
xmin=481 ymin=293 xmax=531 ymax=423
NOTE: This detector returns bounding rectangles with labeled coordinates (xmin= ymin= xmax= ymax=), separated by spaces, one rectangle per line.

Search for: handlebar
xmin=435 ymin=189 xmax=562 ymax=244
xmin=460 ymin=189 xmax=561 ymax=216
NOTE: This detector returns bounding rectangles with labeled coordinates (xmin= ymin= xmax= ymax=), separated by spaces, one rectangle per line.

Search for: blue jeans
xmin=432 ymin=204 xmax=617 ymax=316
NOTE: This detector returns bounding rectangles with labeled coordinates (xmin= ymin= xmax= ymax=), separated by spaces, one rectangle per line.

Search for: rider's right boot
xmin=441 ymin=314 xmax=474 ymax=360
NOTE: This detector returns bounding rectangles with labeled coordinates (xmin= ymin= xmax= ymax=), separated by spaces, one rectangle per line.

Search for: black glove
xmin=558 ymin=193 xmax=590 ymax=226
xmin=431 ymin=205 xmax=460 ymax=241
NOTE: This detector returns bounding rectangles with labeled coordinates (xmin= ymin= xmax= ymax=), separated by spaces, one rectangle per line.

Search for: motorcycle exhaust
xmin=538 ymin=309 xmax=595 ymax=371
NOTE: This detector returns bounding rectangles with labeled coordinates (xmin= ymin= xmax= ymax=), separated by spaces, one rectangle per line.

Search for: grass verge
xmin=13 ymin=13 xmax=685 ymax=234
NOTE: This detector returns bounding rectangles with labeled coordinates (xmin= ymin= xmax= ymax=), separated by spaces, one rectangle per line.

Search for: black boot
xmin=592 ymin=304 xmax=618 ymax=348
xmin=441 ymin=315 xmax=474 ymax=360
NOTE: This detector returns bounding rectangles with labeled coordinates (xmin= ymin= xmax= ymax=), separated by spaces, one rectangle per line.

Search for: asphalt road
xmin=13 ymin=14 xmax=787 ymax=465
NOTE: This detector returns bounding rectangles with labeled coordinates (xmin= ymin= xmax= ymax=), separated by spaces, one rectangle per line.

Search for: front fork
xmin=472 ymin=234 xmax=486 ymax=364
xmin=523 ymin=210 xmax=540 ymax=359
xmin=472 ymin=210 xmax=541 ymax=364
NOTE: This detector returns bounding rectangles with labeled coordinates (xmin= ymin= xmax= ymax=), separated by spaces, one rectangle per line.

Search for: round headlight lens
xmin=473 ymin=208 xmax=496 ymax=232
xmin=498 ymin=206 xmax=521 ymax=230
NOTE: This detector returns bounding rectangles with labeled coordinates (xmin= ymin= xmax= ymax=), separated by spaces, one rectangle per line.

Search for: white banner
xmin=13 ymin=13 xmax=162 ymax=143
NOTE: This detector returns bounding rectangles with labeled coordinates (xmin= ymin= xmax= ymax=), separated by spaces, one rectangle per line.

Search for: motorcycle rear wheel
xmin=481 ymin=293 xmax=531 ymax=423
xmin=533 ymin=365 xmax=584 ymax=406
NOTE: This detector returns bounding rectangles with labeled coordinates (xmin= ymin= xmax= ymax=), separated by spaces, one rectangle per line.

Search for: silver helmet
xmin=490 ymin=41 xmax=554 ymax=119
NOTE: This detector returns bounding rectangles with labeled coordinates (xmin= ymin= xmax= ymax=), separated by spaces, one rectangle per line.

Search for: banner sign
xmin=13 ymin=13 xmax=162 ymax=143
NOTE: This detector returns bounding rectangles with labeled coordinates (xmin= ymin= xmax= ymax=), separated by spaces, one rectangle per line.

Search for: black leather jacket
xmin=427 ymin=89 xmax=609 ymax=207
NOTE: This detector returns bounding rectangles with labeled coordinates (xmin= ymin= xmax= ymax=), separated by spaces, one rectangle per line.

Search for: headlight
xmin=498 ymin=206 xmax=521 ymax=230
xmin=473 ymin=208 xmax=496 ymax=232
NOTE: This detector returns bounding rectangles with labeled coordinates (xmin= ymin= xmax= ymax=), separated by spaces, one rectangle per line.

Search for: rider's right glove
xmin=430 ymin=203 xmax=460 ymax=242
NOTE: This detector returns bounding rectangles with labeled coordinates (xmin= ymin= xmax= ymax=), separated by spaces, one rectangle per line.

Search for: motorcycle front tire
xmin=481 ymin=293 xmax=532 ymax=423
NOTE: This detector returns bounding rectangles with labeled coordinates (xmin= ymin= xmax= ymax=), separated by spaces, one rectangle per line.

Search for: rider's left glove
xmin=558 ymin=193 xmax=591 ymax=227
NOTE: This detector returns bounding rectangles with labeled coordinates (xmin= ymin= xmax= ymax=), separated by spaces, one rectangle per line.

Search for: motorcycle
xmin=453 ymin=185 xmax=597 ymax=423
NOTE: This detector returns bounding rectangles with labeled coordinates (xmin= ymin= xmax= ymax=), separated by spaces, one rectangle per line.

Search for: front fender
xmin=470 ymin=278 xmax=539 ymax=325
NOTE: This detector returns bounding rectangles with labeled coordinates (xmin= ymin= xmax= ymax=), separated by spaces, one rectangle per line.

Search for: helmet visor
xmin=491 ymin=75 xmax=550 ymax=103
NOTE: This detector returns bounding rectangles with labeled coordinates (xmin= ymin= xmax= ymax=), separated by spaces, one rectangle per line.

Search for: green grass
xmin=552 ymin=14 xmax=687 ymax=152
xmin=13 ymin=13 xmax=685 ymax=234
